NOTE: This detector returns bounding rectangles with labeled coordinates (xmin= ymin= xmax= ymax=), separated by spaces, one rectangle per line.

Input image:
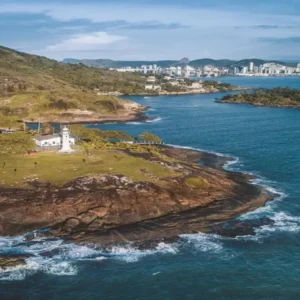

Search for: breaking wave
xmin=146 ymin=117 xmax=162 ymax=123
xmin=0 ymin=235 xmax=179 ymax=281
xmin=0 ymin=145 xmax=295 ymax=282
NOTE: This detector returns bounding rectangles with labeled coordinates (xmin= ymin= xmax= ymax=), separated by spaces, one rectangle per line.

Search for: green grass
xmin=0 ymin=150 xmax=180 ymax=188
xmin=0 ymin=45 xmax=147 ymax=96
xmin=0 ymin=90 xmax=139 ymax=121
xmin=185 ymin=177 xmax=209 ymax=189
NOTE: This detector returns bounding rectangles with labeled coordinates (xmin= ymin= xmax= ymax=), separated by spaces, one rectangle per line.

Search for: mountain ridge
xmin=63 ymin=57 xmax=297 ymax=68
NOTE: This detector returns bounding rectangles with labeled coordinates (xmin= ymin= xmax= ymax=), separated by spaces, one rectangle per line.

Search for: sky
xmin=2 ymin=0 xmax=300 ymax=61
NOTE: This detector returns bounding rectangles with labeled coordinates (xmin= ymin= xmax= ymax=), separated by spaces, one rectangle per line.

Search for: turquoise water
xmin=2 ymin=77 xmax=300 ymax=299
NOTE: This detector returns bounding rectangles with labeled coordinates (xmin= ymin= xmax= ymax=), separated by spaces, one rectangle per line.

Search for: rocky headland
xmin=0 ymin=146 xmax=275 ymax=248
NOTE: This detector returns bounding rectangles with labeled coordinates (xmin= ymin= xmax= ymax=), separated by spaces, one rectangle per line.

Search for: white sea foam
xmin=166 ymin=144 xmax=234 ymax=159
xmin=152 ymin=272 xmax=161 ymax=276
xmin=0 ymin=145 xmax=295 ymax=281
xmin=168 ymin=144 xmax=300 ymax=240
xmin=106 ymin=242 xmax=178 ymax=262
xmin=146 ymin=117 xmax=162 ymax=123
xmin=180 ymin=233 xmax=223 ymax=253
xmin=126 ymin=121 xmax=142 ymax=125
xmin=0 ymin=235 xmax=180 ymax=280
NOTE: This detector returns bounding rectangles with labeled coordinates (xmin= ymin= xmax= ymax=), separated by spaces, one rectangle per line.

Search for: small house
xmin=34 ymin=126 xmax=75 ymax=152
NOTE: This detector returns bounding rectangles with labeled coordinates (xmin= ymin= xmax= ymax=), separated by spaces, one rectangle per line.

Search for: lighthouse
xmin=59 ymin=126 xmax=74 ymax=153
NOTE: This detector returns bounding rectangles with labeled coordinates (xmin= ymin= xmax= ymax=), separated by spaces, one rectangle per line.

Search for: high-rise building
xmin=196 ymin=68 xmax=202 ymax=77
xmin=233 ymin=67 xmax=239 ymax=74
xmin=241 ymin=66 xmax=248 ymax=74
xmin=141 ymin=65 xmax=148 ymax=74
xmin=249 ymin=62 xmax=254 ymax=72
xmin=176 ymin=66 xmax=182 ymax=76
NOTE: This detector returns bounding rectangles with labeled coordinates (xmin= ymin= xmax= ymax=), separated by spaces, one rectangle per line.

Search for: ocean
xmin=2 ymin=76 xmax=300 ymax=299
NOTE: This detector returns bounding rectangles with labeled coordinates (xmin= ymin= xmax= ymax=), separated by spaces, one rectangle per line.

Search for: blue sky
xmin=2 ymin=0 xmax=300 ymax=61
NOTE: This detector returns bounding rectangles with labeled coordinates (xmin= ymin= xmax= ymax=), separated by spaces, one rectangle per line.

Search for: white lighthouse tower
xmin=59 ymin=126 xmax=73 ymax=153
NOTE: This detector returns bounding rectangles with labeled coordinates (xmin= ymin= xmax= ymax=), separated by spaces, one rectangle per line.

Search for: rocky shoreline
xmin=24 ymin=108 xmax=149 ymax=125
xmin=0 ymin=146 xmax=276 ymax=252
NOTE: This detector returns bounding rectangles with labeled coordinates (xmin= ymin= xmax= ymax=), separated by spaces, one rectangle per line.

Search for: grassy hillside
xmin=0 ymin=90 xmax=144 ymax=124
xmin=0 ymin=46 xmax=147 ymax=96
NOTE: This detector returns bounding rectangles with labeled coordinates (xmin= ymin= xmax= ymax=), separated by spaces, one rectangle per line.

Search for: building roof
xmin=34 ymin=134 xmax=60 ymax=141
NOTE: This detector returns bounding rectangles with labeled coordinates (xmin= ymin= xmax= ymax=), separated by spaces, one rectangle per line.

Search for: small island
xmin=218 ymin=87 xmax=300 ymax=108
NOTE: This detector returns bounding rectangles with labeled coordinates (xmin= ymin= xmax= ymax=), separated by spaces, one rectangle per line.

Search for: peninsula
xmin=0 ymin=125 xmax=275 ymax=249
xmin=218 ymin=87 xmax=300 ymax=108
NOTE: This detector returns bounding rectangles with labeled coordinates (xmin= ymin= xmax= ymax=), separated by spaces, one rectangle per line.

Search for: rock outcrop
xmin=0 ymin=254 xmax=31 ymax=270
xmin=0 ymin=148 xmax=275 ymax=246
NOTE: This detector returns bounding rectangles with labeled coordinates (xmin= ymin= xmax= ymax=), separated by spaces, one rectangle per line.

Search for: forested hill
xmin=63 ymin=57 xmax=295 ymax=68
xmin=0 ymin=45 xmax=147 ymax=96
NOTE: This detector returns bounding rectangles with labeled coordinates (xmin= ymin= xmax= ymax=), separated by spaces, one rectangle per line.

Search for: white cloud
xmin=45 ymin=31 xmax=127 ymax=52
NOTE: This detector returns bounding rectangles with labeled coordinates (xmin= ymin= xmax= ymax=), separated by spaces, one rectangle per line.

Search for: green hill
xmin=0 ymin=45 xmax=147 ymax=96
xmin=0 ymin=46 xmax=148 ymax=126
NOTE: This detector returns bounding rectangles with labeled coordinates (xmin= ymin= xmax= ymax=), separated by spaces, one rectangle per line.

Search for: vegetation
xmin=220 ymin=87 xmax=300 ymax=107
xmin=0 ymin=90 xmax=141 ymax=122
xmin=0 ymin=115 xmax=23 ymax=130
xmin=185 ymin=177 xmax=209 ymax=189
xmin=138 ymin=132 xmax=162 ymax=143
xmin=0 ymin=150 xmax=179 ymax=187
xmin=0 ymin=46 xmax=147 ymax=96
xmin=0 ymin=125 xmax=170 ymax=187
xmin=40 ymin=123 xmax=55 ymax=135
xmin=203 ymin=80 xmax=233 ymax=90
xmin=0 ymin=132 xmax=35 ymax=153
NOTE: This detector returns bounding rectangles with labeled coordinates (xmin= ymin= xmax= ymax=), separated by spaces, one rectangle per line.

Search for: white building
xmin=249 ymin=62 xmax=254 ymax=72
xmin=59 ymin=126 xmax=74 ymax=153
xmin=147 ymin=76 xmax=156 ymax=83
xmin=144 ymin=84 xmax=161 ymax=90
xmin=34 ymin=126 xmax=75 ymax=152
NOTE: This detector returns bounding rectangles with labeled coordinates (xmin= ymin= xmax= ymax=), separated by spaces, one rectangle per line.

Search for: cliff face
xmin=0 ymin=148 xmax=274 ymax=245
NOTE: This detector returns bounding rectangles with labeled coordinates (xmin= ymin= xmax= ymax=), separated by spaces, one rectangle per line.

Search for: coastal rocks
xmin=210 ymin=218 xmax=275 ymax=237
xmin=0 ymin=254 xmax=31 ymax=270
xmin=0 ymin=148 xmax=275 ymax=246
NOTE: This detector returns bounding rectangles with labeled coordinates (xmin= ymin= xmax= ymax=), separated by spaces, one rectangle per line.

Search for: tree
xmin=138 ymin=132 xmax=162 ymax=144
xmin=0 ymin=132 xmax=35 ymax=154
xmin=40 ymin=123 xmax=56 ymax=135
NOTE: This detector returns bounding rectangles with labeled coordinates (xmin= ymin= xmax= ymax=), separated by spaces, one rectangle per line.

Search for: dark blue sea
xmin=2 ymin=77 xmax=300 ymax=299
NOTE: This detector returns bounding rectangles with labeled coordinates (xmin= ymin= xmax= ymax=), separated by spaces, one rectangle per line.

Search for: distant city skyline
xmin=2 ymin=0 xmax=300 ymax=61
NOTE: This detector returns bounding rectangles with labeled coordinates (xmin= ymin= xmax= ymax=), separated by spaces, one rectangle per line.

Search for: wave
xmin=0 ymin=145 xmax=295 ymax=281
xmin=180 ymin=233 xmax=223 ymax=253
xmin=146 ymin=117 xmax=162 ymax=123
xmin=0 ymin=235 xmax=179 ymax=280
xmin=104 ymin=242 xmax=178 ymax=263
xmin=126 ymin=117 xmax=162 ymax=125
xmin=126 ymin=121 xmax=142 ymax=125
xmin=166 ymin=143 xmax=234 ymax=159
xmin=166 ymin=144 xmax=299 ymax=240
